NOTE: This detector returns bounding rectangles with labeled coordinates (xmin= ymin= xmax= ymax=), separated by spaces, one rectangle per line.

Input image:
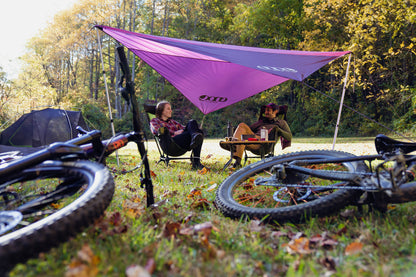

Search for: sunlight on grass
xmin=8 ymin=138 xmax=416 ymax=277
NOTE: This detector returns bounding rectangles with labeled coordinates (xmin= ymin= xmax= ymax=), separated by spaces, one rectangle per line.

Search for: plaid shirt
xmin=150 ymin=117 xmax=184 ymax=136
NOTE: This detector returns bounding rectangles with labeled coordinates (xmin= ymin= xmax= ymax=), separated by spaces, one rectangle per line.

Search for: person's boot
xmin=190 ymin=133 xmax=203 ymax=149
xmin=191 ymin=159 xmax=205 ymax=170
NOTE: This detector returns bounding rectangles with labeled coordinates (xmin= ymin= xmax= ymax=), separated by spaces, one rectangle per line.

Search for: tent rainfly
xmin=0 ymin=108 xmax=89 ymax=147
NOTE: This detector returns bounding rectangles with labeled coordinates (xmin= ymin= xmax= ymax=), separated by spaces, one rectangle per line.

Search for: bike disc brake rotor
xmin=0 ymin=211 xmax=23 ymax=235
xmin=273 ymin=187 xmax=312 ymax=203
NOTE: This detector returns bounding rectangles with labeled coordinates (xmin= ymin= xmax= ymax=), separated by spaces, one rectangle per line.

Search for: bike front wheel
xmin=215 ymin=150 xmax=368 ymax=223
xmin=0 ymin=160 xmax=115 ymax=273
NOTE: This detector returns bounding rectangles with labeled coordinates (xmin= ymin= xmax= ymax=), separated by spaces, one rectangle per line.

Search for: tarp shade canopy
xmin=96 ymin=25 xmax=350 ymax=114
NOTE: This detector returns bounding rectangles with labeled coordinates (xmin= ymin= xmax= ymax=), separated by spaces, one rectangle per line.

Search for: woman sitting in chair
xmin=150 ymin=100 xmax=205 ymax=170
xmin=220 ymin=103 xmax=292 ymax=168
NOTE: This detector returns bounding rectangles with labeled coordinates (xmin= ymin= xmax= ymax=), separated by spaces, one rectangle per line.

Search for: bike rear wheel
xmin=0 ymin=160 xmax=115 ymax=273
xmin=215 ymin=150 xmax=368 ymax=223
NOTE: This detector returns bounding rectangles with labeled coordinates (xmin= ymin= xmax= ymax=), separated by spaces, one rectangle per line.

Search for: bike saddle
xmin=375 ymin=134 xmax=416 ymax=155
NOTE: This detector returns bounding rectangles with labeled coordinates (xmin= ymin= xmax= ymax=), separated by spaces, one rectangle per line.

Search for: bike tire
xmin=215 ymin=150 xmax=368 ymax=223
xmin=0 ymin=160 xmax=115 ymax=273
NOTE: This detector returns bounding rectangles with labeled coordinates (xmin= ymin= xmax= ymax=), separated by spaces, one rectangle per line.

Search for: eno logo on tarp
xmin=199 ymin=95 xmax=228 ymax=103
xmin=257 ymin=65 xmax=298 ymax=73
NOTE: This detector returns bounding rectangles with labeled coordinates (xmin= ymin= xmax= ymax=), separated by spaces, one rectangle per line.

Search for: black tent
xmin=0 ymin=108 xmax=89 ymax=147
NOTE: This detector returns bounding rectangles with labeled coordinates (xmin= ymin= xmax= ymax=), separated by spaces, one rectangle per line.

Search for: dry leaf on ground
xmin=345 ymin=241 xmax=363 ymax=255
xmin=65 ymin=244 xmax=100 ymax=277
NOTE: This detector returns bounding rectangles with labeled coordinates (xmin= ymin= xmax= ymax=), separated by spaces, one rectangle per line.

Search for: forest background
xmin=0 ymin=0 xmax=415 ymax=139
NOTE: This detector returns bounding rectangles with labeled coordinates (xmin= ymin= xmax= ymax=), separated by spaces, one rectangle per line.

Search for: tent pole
xmin=96 ymin=29 xmax=119 ymax=165
xmin=332 ymin=53 xmax=351 ymax=150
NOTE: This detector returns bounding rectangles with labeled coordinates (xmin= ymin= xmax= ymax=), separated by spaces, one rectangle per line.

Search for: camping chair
xmin=143 ymin=103 xmax=195 ymax=166
xmin=242 ymin=105 xmax=289 ymax=165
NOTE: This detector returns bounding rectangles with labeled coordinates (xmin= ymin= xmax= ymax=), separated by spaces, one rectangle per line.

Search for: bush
xmin=81 ymin=104 xmax=113 ymax=138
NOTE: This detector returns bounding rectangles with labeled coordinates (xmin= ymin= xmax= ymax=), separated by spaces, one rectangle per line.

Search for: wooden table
xmin=220 ymin=140 xmax=276 ymax=170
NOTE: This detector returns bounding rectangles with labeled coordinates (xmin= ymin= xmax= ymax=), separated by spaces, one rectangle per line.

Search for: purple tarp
xmin=97 ymin=25 xmax=350 ymax=114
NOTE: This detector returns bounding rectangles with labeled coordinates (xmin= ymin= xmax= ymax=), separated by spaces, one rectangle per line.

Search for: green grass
xmin=8 ymin=140 xmax=416 ymax=277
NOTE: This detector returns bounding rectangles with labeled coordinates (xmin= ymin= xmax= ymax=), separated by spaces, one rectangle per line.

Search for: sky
xmin=0 ymin=0 xmax=79 ymax=79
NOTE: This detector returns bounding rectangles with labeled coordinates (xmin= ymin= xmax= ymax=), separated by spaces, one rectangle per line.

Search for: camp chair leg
xmin=222 ymin=145 xmax=235 ymax=171
xmin=222 ymin=159 xmax=233 ymax=171
xmin=242 ymin=143 xmax=274 ymax=165
xmin=243 ymin=150 xmax=249 ymax=166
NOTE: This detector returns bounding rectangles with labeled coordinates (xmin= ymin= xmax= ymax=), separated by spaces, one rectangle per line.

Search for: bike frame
xmin=272 ymin=135 xmax=416 ymax=194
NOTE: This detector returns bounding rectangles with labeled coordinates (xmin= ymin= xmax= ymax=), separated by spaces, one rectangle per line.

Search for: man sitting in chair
xmin=220 ymin=103 xmax=292 ymax=168
xmin=150 ymin=100 xmax=205 ymax=170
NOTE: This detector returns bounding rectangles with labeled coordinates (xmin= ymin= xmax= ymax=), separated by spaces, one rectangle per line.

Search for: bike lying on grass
xmin=215 ymin=134 xmax=416 ymax=223
xmin=0 ymin=46 xmax=154 ymax=274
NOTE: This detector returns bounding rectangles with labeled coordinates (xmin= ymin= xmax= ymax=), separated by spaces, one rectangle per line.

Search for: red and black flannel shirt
xmin=150 ymin=117 xmax=184 ymax=136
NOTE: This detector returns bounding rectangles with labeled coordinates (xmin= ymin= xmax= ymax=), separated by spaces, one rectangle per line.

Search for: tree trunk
xmin=89 ymin=49 xmax=94 ymax=99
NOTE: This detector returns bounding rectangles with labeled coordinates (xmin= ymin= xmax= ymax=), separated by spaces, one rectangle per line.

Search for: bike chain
xmin=261 ymin=167 xmax=378 ymax=191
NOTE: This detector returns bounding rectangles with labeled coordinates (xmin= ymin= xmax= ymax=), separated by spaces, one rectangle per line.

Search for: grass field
xmin=8 ymin=137 xmax=416 ymax=277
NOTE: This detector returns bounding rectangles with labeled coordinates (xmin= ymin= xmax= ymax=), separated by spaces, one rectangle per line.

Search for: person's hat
xmin=263 ymin=103 xmax=278 ymax=111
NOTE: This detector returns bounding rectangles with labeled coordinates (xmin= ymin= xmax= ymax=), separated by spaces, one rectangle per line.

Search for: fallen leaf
xmin=271 ymin=231 xmax=287 ymax=238
xmin=150 ymin=199 xmax=167 ymax=209
xmin=51 ymin=202 xmax=62 ymax=209
xmin=123 ymin=198 xmax=146 ymax=219
xmin=345 ymin=241 xmax=363 ymax=255
xmin=144 ymin=258 xmax=156 ymax=274
xmin=179 ymin=222 xmax=213 ymax=238
xmin=340 ymin=208 xmax=356 ymax=218
xmin=197 ymin=167 xmax=208 ymax=175
xmin=163 ymin=221 xmax=181 ymax=238
xmin=309 ymin=234 xmax=323 ymax=244
xmin=322 ymin=239 xmax=338 ymax=249
xmin=109 ymin=212 xmax=122 ymax=226
xmin=179 ymin=222 xmax=222 ymax=260
xmin=336 ymin=226 xmax=348 ymax=236
xmin=187 ymin=188 xmax=202 ymax=199
xmin=190 ymin=198 xmax=211 ymax=210
xmin=66 ymin=244 xmax=100 ymax=277
xmin=150 ymin=170 xmax=157 ymax=178
xmin=181 ymin=213 xmax=194 ymax=224
xmin=205 ymin=154 xmax=213 ymax=159
xmin=319 ymin=256 xmax=337 ymax=271
xmin=309 ymin=233 xmax=338 ymax=249
xmin=93 ymin=212 xmax=128 ymax=236
xmin=283 ymin=237 xmax=312 ymax=255
xmin=178 ymin=226 xmax=194 ymax=236
xmin=77 ymin=244 xmax=97 ymax=264
xmin=126 ymin=265 xmax=151 ymax=277
xmin=248 ymin=220 xmax=264 ymax=232
xmin=193 ymin=222 xmax=213 ymax=235
xmin=206 ymin=183 xmax=217 ymax=192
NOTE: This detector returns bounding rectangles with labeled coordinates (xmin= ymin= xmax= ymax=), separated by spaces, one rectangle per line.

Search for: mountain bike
xmin=0 ymin=46 xmax=154 ymax=274
xmin=215 ymin=134 xmax=416 ymax=223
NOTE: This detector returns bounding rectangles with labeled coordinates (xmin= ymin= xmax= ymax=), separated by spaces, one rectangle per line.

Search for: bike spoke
xmin=231 ymin=160 xmax=353 ymax=209
xmin=0 ymin=172 xmax=86 ymax=236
